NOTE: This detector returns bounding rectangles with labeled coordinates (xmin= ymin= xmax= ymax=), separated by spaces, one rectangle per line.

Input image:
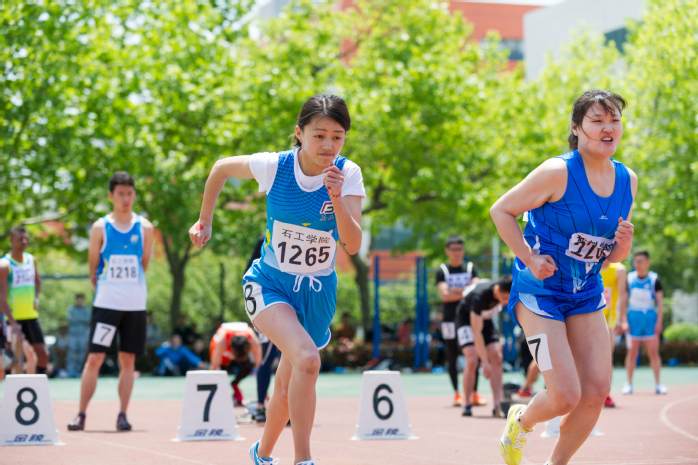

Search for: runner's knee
xmin=549 ymin=385 xmax=581 ymax=414
xmin=85 ymin=353 xmax=105 ymax=370
xmin=580 ymin=378 xmax=610 ymax=405
xmin=118 ymin=352 xmax=136 ymax=370
xmin=294 ymin=349 xmax=321 ymax=375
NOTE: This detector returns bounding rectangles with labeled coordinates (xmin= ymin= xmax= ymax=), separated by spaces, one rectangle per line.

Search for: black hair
xmin=445 ymin=235 xmax=464 ymax=247
xmin=634 ymin=250 xmax=650 ymax=260
xmin=10 ymin=225 xmax=27 ymax=237
xmin=497 ymin=274 xmax=513 ymax=293
xmin=230 ymin=335 xmax=251 ymax=360
xmin=109 ymin=171 xmax=135 ymax=193
xmin=76 ymin=293 xmax=85 ymax=299
xmin=568 ymin=90 xmax=627 ymax=150
xmin=291 ymin=93 xmax=351 ymax=148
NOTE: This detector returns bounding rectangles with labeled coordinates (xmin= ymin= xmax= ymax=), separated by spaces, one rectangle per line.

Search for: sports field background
xmin=2 ymin=367 xmax=695 ymax=403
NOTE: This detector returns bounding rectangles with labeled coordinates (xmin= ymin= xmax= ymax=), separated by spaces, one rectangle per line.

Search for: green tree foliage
xmin=623 ymin=0 xmax=698 ymax=291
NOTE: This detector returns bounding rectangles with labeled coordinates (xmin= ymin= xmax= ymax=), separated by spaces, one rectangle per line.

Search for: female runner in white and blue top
xmin=189 ymin=94 xmax=365 ymax=465
xmin=491 ymin=90 xmax=638 ymax=465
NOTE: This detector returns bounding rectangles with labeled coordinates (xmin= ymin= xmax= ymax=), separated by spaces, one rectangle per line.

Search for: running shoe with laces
xmin=500 ymin=405 xmax=534 ymax=465
xmin=517 ymin=388 xmax=532 ymax=397
xmin=453 ymin=393 xmax=463 ymax=407
xmin=621 ymin=383 xmax=633 ymax=395
xmin=67 ymin=413 xmax=85 ymax=431
xmin=462 ymin=404 xmax=472 ymax=416
xmin=255 ymin=407 xmax=267 ymax=423
xmin=604 ymin=396 xmax=616 ymax=407
xmin=296 ymin=461 xmax=318 ymax=465
xmin=116 ymin=413 xmax=132 ymax=431
xmin=655 ymin=383 xmax=668 ymax=394
xmin=472 ymin=392 xmax=488 ymax=406
xmin=249 ymin=440 xmax=279 ymax=465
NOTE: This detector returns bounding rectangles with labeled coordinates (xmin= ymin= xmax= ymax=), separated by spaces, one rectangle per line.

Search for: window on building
xmin=500 ymin=39 xmax=524 ymax=61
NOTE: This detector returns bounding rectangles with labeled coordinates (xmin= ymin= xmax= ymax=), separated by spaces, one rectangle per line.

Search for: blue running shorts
xmin=627 ymin=310 xmax=658 ymax=340
xmin=242 ymin=259 xmax=337 ymax=349
xmin=508 ymin=288 xmax=606 ymax=328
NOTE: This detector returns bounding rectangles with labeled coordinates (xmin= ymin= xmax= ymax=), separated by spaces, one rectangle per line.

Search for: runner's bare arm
xmin=437 ymin=282 xmax=463 ymax=303
xmin=190 ymin=156 xmax=255 ymax=248
xmin=209 ymin=330 xmax=227 ymax=371
xmin=490 ymin=158 xmax=567 ymax=279
xmin=140 ymin=218 xmax=155 ymax=271
xmin=0 ymin=263 xmax=20 ymax=331
xmin=332 ymin=194 xmax=363 ymax=255
xmin=606 ymin=169 xmax=638 ymax=263
xmin=470 ymin=312 xmax=491 ymax=367
xmin=88 ymin=219 xmax=105 ymax=290
xmin=655 ymin=290 xmax=664 ymax=335
xmin=33 ymin=256 xmax=41 ymax=307
xmin=615 ymin=264 xmax=628 ymax=334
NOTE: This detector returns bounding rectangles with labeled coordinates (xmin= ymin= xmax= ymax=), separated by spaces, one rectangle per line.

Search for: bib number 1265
xmin=277 ymin=242 xmax=331 ymax=268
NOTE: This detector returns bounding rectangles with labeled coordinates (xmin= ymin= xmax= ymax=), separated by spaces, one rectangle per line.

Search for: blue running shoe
xmin=249 ymin=440 xmax=279 ymax=465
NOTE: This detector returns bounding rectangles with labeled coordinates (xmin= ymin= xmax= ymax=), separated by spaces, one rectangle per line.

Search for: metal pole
xmin=414 ymin=257 xmax=423 ymax=368
xmin=419 ymin=257 xmax=429 ymax=368
xmin=372 ymin=255 xmax=380 ymax=360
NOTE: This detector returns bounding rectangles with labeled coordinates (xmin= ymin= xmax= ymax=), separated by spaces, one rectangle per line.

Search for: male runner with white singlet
xmin=492 ymin=90 xmax=636 ymax=465
xmin=68 ymin=172 xmax=154 ymax=432
xmin=190 ymin=94 xmax=365 ymax=465
xmin=435 ymin=235 xmax=481 ymax=407
xmin=0 ymin=226 xmax=48 ymax=375
xmin=621 ymin=250 xmax=666 ymax=395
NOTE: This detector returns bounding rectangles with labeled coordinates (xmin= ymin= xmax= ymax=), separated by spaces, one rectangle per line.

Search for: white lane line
xmin=659 ymin=394 xmax=698 ymax=442
xmin=70 ymin=434 xmax=217 ymax=465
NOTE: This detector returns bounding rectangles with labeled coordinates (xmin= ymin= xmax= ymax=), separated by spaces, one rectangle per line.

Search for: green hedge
xmin=664 ymin=323 xmax=698 ymax=343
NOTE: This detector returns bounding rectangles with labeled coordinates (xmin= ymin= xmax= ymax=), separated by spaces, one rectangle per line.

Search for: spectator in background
xmin=67 ymin=294 xmax=91 ymax=377
xmin=335 ymin=312 xmax=356 ymax=341
xmin=155 ymin=334 xmax=208 ymax=376
xmin=173 ymin=315 xmax=195 ymax=347
xmin=145 ymin=311 xmax=164 ymax=349
xmin=189 ymin=322 xmax=202 ymax=347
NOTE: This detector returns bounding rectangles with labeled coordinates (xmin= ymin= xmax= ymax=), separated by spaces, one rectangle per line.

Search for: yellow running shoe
xmin=500 ymin=404 xmax=534 ymax=465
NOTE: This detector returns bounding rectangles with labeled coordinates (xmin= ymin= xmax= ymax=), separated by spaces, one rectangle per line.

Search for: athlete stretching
xmin=190 ymin=94 xmax=365 ymax=465
xmin=68 ymin=172 xmax=154 ymax=431
xmin=492 ymin=90 xmax=637 ymax=465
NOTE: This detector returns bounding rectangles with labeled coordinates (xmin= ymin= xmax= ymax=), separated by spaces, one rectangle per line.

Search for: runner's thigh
xmin=253 ymin=303 xmax=317 ymax=361
xmin=515 ymin=301 xmax=579 ymax=394
xmin=565 ymin=310 xmax=612 ymax=394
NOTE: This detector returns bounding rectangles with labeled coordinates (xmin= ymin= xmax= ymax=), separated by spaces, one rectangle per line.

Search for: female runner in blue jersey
xmin=189 ymin=94 xmax=365 ymax=465
xmin=491 ymin=90 xmax=637 ymax=465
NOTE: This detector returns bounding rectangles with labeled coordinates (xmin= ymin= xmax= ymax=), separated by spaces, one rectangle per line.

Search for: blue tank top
xmin=260 ymin=149 xmax=347 ymax=277
xmin=93 ymin=214 xmax=147 ymax=310
xmin=627 ymin=271 xmax=659 ymax=313
xmin=514 ymin=151 xmax=633 ymax=299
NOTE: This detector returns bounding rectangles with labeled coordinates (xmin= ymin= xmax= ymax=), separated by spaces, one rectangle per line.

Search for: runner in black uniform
xmin=435 ymin=235 xmax=479 ymax=407
xmin=456 ymin=275 xmax=512 ymax=417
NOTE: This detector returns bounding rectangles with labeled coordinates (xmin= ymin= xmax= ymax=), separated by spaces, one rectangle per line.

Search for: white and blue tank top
xmin=514 ymin=151 xmax=633 ymax=299
xmin=93 ymin=214 xmax=147 ymax=310
xmin=248 ymin=148 xmax=365 ymax=278
xmin=627 ymin=271 xmax=659 ymax=313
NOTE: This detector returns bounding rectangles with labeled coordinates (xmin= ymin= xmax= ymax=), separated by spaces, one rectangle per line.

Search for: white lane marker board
xmin=173 ymin=370 xmax=243 ymax=442
xmin=352 ymin=371 xmax=417 ymax=440
xmin=541 ymin=415 xmax=602 ymax=438
xmin=0 ymin=375 xmax=62 ymax=446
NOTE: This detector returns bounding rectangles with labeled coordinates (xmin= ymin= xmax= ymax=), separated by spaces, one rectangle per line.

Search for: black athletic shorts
xmin=456 ymin=316 xmax=499 ymax=350
xmin=88 ymin=307 xmax=147 ymax=355
xmin=18 ymin=318 xmax=46 ymax=345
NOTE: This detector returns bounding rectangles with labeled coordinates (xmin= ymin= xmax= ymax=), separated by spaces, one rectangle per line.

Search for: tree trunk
xmin=163 ymin=236 xmax=190 ymax=332
xmin=349 ymin=252 xmax=372 ymax=341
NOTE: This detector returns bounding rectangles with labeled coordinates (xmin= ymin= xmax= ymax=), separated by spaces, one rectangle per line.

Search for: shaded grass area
xmin=2 ymin=367 xmax=697 ymax=403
